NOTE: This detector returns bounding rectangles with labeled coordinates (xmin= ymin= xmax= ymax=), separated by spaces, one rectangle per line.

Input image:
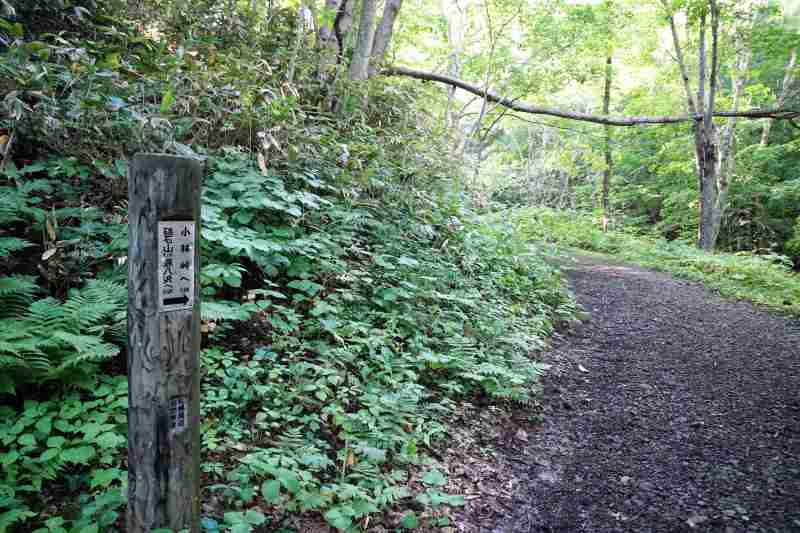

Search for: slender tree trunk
xmin=286 ymin=3 xmax=308 ymax=84
xmin=695 ymin=6 xmax=718 ymax=251
xmin=368 ymin=0 xmax=403 ymax=77
xmin=665 ymin=0 xmax=727 ymax=251
xmin=706 ymin=32 xmax=751 ymax=249
xmin=317 ymin=0 xmax=343 ymax=81
xmin=319 ymin=0 xmax=355 ymax=110
xmin=349 ymin=0 xmax=378 ymax=81
xmin=695 ymin=123 xmax=719 ymax=251
xmin=601 ymin=53 xmax=613 ymax=232
xmin=695 ymin=0 xmax=750 ymax=251
xmin=761 ymin=47 xmax=796 ymax=146
xmin=336 ymin=0 xmax=356 ymax=42
xmin=442 ymin=0 xmax=466 ymax=135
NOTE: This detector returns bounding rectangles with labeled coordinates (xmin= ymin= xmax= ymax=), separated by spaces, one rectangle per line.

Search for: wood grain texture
xmin=127 ymin=154 xmax=204 ymax=533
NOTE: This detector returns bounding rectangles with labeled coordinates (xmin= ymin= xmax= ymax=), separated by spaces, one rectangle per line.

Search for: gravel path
xmin=492 ymin=255 xmax=800 ymax=533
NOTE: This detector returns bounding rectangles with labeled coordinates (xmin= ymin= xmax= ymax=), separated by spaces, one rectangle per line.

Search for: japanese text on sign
xmin=158 ymin=221 xmax=195 ymax=312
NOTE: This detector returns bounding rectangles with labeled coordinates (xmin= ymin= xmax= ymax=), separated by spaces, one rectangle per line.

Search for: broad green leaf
xmin=244 ymin=510 xmax=266 ymax=525
xmin=62 ymin=446 xmax=95 ymax=464
xmin=401 ymin=511 xmax=420 ymax=529
xmin=18 ymin=434 xmax=36 ymax=447
xmin=35 ymin=417 xmax=52 ymax=435
xmin=277 ymin=470 xmax=300 ymax=494
xmin=261 ymin=480 xmax=281 ymax=504
xmin=39 ymin=448 xmax=60 ymax=462
xmin=47 ymin=436 xmax=66 ymax=448
xmin=323 ymin=507 xmax=352 ymax=530
xmin=90 ymin=468 xmax=122 ymax=489
xmin=421 ymin=468 xmax=446 ymax=487
xmin=0 ymin=451 xmax=19 ymax=465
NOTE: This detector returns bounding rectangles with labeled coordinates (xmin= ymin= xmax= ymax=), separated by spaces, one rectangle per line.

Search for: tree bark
xmin=761 ymin=47 xmax=797 ymax=146
xmin=336 ymin=0 xmax=356 ymax=43
xmin=287 ymin=3 xmax=309 ymax=84
xmin=694 ymin=6 xmax=718 ymax=251
xmin=706 ymin=28 xmax=751 ymax=250
xmin=662 ymin=0 xmax=698 ymax=114
xmin=316 ymin=0 xmax=342 ymax=81
xmin=317 ymin=0 xmax=356 ymax=82
xmin=349 ymin=0 xmax=378 ymax=81
xmin=602 ymin=52 xmax=613 ymax=232
xmin=368 ymin=0 xmax=403 ymax=77
xmin=442 ymin=0 xmax=467 ymax=136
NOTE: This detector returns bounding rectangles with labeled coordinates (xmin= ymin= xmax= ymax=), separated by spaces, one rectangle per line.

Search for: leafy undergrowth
xmin=511 ymin=207 xmax=800 ymax=316
xmin=0 ymin=4 xmax=580 ymax=530
xmin=0 ymin=152 xmax=577 ymax=532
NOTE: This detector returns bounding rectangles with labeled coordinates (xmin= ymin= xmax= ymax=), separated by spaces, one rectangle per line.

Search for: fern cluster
xmin=0 ymin=178 xmax=53 ymax=251
xmin=0 ymin=279 xmax=126 ymax=393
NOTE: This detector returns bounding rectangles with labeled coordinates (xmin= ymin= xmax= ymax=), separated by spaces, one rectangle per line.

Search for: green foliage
xmin=0 ymin=1 xmax=582 ymax=530
xmin=0 ymin=279 xmax=125 ymax=390
xmin=197 ymin=179 xmax=577 ymax=529
xmin=515 ymin=208 xmax=800 ymax=315
xmin=0 ymin=375 xmax=128 ymax=533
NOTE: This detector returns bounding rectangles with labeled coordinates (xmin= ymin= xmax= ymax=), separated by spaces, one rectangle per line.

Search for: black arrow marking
xmin=163 ymin=295 xmax=190 ymax=307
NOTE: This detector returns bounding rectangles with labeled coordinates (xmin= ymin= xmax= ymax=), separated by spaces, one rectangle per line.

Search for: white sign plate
xmin=158 ymin=221 xmax=195 ymax=312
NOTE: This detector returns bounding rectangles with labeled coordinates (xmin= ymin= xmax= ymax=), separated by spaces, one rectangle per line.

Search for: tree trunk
xmin=695 ymin=123 xmax=720 ymax=251
xmin=316 ymin=0 xmax=342 ymax=81
xmin=442 ymin=0 xmax=466 ymax=136
xmin=601 ymin=52 xmax=612 ymax=232
xmin=317 ymin=0 xmax=356 ymax=83
xmin=664 ymin=0 xmax=727 ymax=251
xmin=761 ymin=47 xmax=796 ymax=146
xmin=286 ymin=3 xmax=308 ymax=84
xmin=696 ymin=2 xmax=750 ymax=251
xmin=349 ymin=0 xmax=378 ymax=81
xmin=368 ymin=0 xmax=403 ymax=77
xmin=336 ymin=0 xmax=356 ymax=42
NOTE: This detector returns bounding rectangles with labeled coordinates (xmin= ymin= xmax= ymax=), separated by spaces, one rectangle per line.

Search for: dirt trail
xmin=491 ymin=254 xmax=800 ymax=533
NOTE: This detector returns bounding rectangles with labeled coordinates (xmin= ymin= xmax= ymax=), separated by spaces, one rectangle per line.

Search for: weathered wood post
xmin=127 ymin=154 xmax=204 ymax=533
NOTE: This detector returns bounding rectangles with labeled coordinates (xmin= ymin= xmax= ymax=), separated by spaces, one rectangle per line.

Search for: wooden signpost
xmin=127 ymin=154 xmax=204 ymax=533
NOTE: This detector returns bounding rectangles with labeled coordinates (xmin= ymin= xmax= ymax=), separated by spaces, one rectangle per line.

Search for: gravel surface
xmin=491 ymin=255 xmax=800 ymax=533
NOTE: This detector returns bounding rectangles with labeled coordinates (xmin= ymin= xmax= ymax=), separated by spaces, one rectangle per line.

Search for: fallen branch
xmin=382 ymin=65 xmax=800 ymax=127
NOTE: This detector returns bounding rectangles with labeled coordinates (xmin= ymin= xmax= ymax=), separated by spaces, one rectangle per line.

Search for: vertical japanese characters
xmin=158 ymin=221 xmax=195 ymax=311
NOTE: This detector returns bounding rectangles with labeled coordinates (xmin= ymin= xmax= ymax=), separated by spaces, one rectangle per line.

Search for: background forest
xmin=0 ymin=0 xmax=797 ymax=531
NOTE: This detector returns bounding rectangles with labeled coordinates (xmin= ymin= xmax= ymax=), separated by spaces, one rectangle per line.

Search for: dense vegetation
xmin=0 ymin=0 xmax=797 ymax=531
xmin=0 ymin=1 xmax=578 ymax=531
xmin=511 ymin=208 xmax=800 ymax=315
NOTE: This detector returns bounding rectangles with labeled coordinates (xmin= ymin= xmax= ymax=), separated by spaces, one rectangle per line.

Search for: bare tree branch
xmin=661 ymin=0 xmax=697 ymax=114
xmin=706 ymin=0 xmax=720 ymax=127
xmin=382 ymin=65 xmax=800 ymax=126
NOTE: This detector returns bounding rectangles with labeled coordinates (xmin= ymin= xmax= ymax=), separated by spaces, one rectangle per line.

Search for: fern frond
xmin=52 ymin=331 xmax=119 ymax=370
xmin=0 ymin=276 xmax=37 ymax=318
xmin=63 ymin=280 xmax=125 ymax=330
xmin=0 ymin=319 xmax=49 ymax=373
xmin=1 ymin=279 xmax=126 ymax=387
xmin=25 ymin=298 xmax=70 ymax=332
xmin=0 ymin=237 xmax=33 ymax=258
xmin=0 ymin=275 xmax=37 ymax=297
